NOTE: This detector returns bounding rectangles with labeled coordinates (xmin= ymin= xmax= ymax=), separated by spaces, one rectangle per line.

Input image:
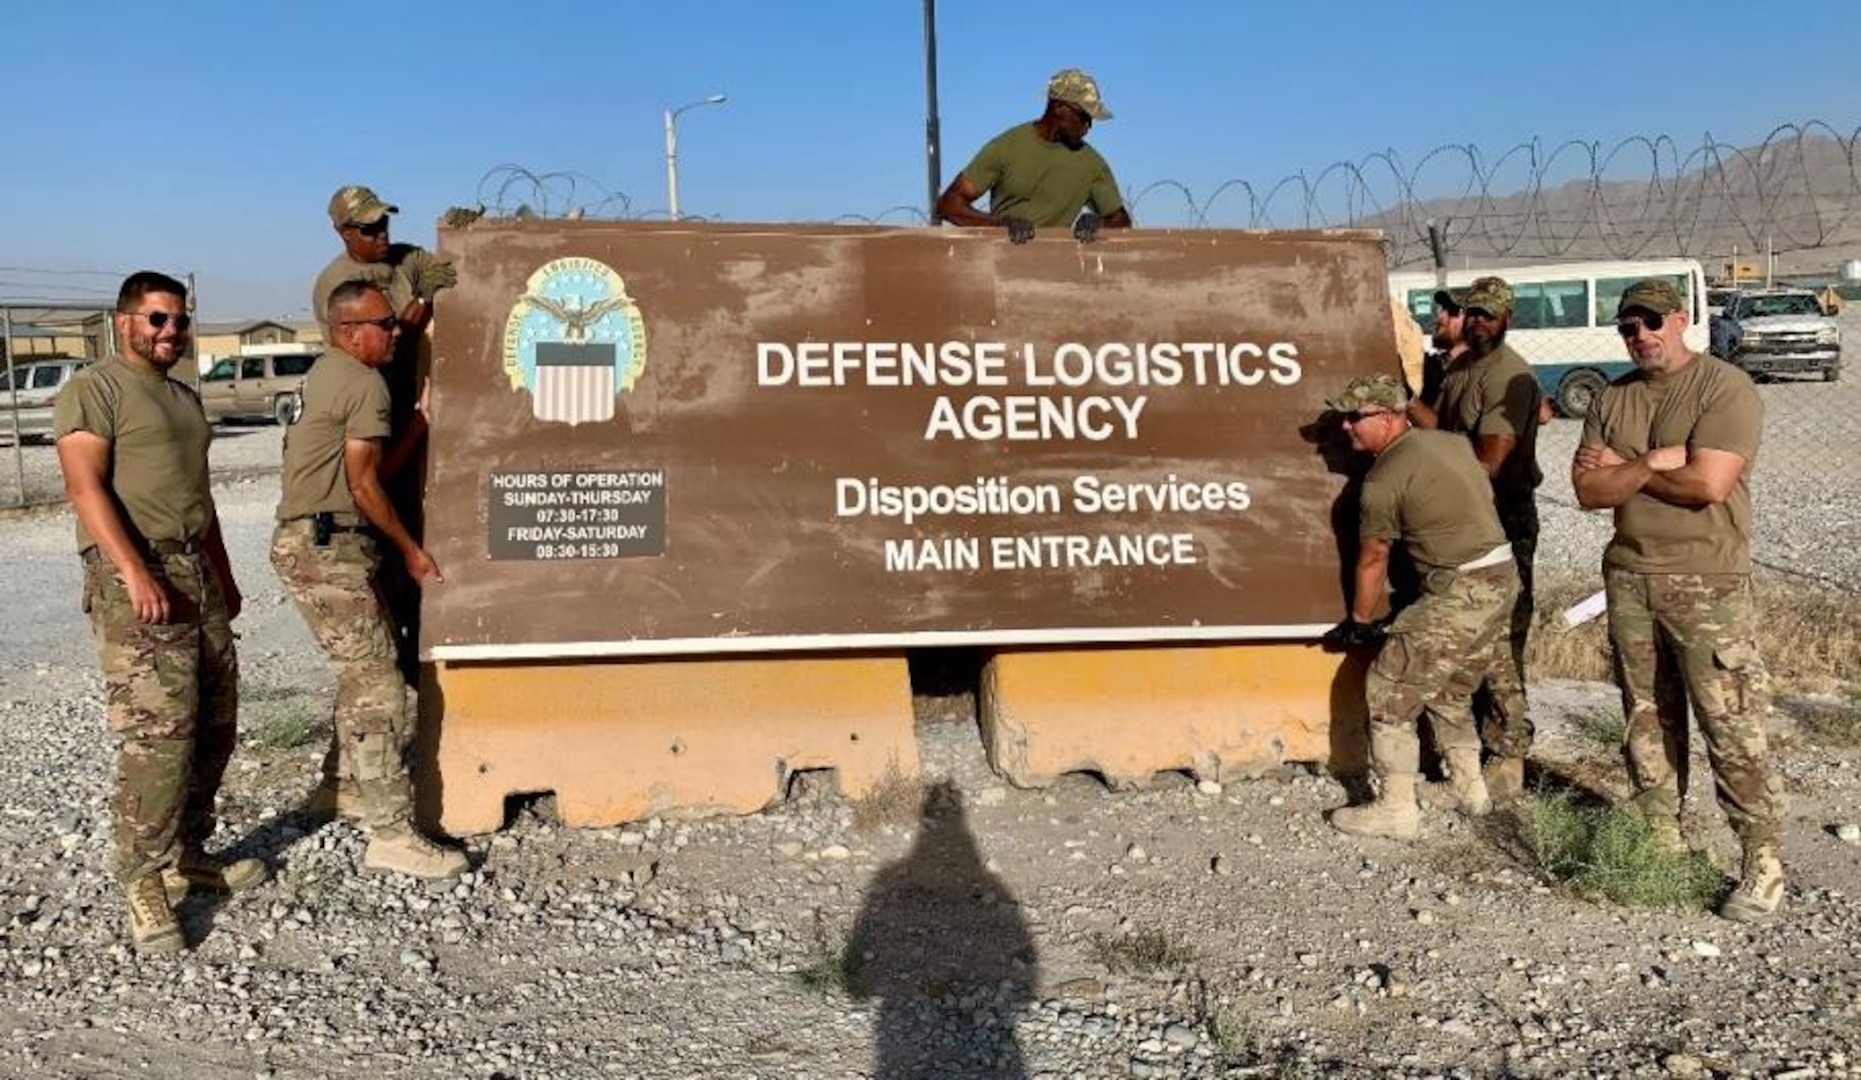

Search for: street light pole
xmin=664 ymin=94 xmax=727 ymax=221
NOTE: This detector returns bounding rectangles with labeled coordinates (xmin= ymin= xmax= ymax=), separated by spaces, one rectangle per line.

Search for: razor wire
xmin=470 ymin=122 xmax=1861 ymax=272
xmin=1127 ymin=121 xmax=1861 ymax=267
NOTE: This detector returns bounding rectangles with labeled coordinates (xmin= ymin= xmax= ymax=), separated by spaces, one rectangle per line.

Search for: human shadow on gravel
xmin=844 ymin=781 xmax=1038 ymax=1079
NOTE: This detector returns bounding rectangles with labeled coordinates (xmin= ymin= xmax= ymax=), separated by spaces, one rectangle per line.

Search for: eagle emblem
xmin=501 ymin=257 xmax=648 ymax=426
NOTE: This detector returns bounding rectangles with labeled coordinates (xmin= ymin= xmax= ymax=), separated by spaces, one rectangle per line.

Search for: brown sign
xmin=421 ymin=222 xmax=1393 ymax=660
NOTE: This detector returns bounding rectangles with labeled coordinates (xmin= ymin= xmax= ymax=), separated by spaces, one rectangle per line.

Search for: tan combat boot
xmin=1483 ymin=756 xmax=1526 ymax=804
xmin=364 ymin=828 xmax=470 ymax=879
xmin=162 ymin=849 xmax=269 ymax=904
xmin=1719 ymin=842 xmax=1785 ymax=922
xmin=1443 ymin=749 xmax=1492 ymax=818
xmin=1330 ymin=774 xmax=1422 ymax=840
xmin=127 ymin=873 xmax=185 ymax=954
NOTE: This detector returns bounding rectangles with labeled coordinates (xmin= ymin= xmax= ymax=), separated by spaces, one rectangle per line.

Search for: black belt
xmin=282 ymin=513 xmax=374 ymax=546
xmin=147 ymin=538 xmax=203 ymax=556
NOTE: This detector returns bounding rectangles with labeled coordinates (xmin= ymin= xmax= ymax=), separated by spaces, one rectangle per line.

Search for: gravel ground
xmin=0 ymin=362 xmax=1857 ymax=1078
xmin=3 ymin=561 xmax=1860 ymax=1080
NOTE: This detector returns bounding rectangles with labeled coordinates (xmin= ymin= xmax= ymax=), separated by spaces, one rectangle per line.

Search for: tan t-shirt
xmin=313 ymin=245 xmax=436 ymax=430
xmin=1432 ymin=342 xmax=1542 ymax=503
xmin=1582 ymin=353 xmax=1761 ymax=574
xmin=1360 ymin=428 xmax=1507 ymax=571
xmin=52 ymin=357 xmax=213 ymax=553
xmin=276 ymin=348 xmax=392 ymax=521
xmin=310 ymin=243 xmax=444 ymax=325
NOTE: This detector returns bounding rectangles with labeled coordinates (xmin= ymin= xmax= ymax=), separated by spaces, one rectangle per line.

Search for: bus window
xmin=1512 ymin=280 xmax=1589 ymax=330
xmin=1405 ymin=288 xmax=1435 ymax=322
xmin=1596 ymin=274 xmax=1689 ymax=326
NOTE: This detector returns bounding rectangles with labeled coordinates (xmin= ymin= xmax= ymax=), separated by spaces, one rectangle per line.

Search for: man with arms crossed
xmin=1573 ymin=278 xmax=1783 ymax=921
xmin=273 ymin=280 xmax=465 ymax=878
xmin=55 ymin=271 xmax=265 ymax=953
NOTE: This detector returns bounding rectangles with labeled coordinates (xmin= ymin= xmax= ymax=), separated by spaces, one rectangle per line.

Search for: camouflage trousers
xmin=82 ymin=548 xmax=238 ymax=885
xmin=1367 ymin=559 xmax=1519 ymax=773
xmin=270 ymin=522 xmax=414 ymax=831
xmin=318 ymin=493 xmax=423 ymax=800
xmin=1604 ymin=570 xmax=1783 ymax=845
xmin=1472 ymin=499 xmax=1537 ymax=758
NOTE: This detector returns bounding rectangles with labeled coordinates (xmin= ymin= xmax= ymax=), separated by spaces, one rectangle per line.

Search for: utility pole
xmin=923 ymin=0 xmax=943 ymax=224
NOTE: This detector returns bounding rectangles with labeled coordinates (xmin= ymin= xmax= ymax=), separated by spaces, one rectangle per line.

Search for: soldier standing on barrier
xmin=54 ymin=271 xmax=266 ymax=953
xmin=1407 ymin=277 xmax=1541 ymax=802
xmin=1573 ymin=278 xmax=1784 ymax=921
xmin=273 ymin=280 xmax=466 ymax=879
xmin=935 ymin=68 xmax=1132 ymax=243
xmin=309 ymin=184 xmax=456 ymax=822
xmin=1323 ymin=374 xmax=1520 ymax=840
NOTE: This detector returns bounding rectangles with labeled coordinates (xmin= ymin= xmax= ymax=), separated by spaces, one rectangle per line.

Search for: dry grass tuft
xmin=849 ymin=761 xmax=927 ymax=832
xmin=1089 ymin=930 xmax=1196 ymax=976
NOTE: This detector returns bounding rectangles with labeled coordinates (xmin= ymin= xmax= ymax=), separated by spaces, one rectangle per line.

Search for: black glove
xmin=1002 ymin=216 xmax=1036 ymax=245
xmin=1321 ymin=618 xmax=1387 ymax=651
xmin=1073 ymin=211 xmax=1102 ymax=243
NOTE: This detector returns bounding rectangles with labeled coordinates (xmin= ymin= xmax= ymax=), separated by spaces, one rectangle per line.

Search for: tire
xmin=1555 ymin=369 xmax=1608 ymax=419
xmin=273 ymin=392 xmax=302 ymax=426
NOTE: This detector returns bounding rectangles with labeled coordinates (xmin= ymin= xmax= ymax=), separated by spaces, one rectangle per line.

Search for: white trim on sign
xmin=428 ymin=623 xmax=1335 ymax=663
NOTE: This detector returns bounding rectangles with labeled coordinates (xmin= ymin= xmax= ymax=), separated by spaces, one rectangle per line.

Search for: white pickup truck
xmin=1713 ymin=289 xmax=1841 ymax=382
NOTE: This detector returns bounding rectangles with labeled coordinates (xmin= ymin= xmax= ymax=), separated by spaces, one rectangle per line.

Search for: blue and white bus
xmin=1388 ymin=258 xmax=1711 ymax=417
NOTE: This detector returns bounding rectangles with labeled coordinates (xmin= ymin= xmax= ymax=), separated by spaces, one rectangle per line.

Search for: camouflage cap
xmin=1326 ymin=373 xmax=1410 ymax=414
xmin=1047 ymin=68 xmax=1112 ymax=121
xmin=1616 ymin=278 xmax=1685 ymax=317
xmin=1461 ymin=276 xmax=1513 ymax=320
xmin=328 ymin=185 xmax=398 ymax=227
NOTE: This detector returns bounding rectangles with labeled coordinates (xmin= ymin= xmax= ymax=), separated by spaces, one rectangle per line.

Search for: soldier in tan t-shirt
xmin=935 ymin=68 xmax=1132 ymax=243
xmin=1321 ymin=374 xmax=1520 ymax=843
xmin=1410 ymin=276 xmax=1543 ymax=800
xmin=54 ymin=271 xmax=265 ymax=953
xmin=272 ymin=280 xmax=465 ymax=880
xmin=311 ymin=184 xmax=456 ymax=797
xmin=1573 ymin=277 xmax=1782 ymax=922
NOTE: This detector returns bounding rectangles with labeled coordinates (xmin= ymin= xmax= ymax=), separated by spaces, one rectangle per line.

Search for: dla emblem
xmin=501 ymin=257 xmax=647 ymax=426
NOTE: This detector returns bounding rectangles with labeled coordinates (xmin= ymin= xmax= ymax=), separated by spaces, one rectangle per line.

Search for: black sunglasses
xmin=340 ymin=315 xmax=398 ymax=331
xmin=1616 ymin=311 xmax=1666 ymax=338
xmin=122 ymin=310 xmax=192 ymax=332
xmin=348 ymin=218 xmax=390 ymax=237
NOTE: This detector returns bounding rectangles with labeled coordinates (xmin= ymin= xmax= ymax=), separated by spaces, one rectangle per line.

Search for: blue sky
xmin=6 ymin=1 xmax=1858 ymax=318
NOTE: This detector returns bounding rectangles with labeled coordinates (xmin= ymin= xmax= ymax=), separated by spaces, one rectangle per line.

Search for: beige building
xmin=194 ymin=319 xmax=297 ymax=361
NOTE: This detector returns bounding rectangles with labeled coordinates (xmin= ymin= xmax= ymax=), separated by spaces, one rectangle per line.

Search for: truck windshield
xmin=1743 ymin=295 xmax=1824 ymax=317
